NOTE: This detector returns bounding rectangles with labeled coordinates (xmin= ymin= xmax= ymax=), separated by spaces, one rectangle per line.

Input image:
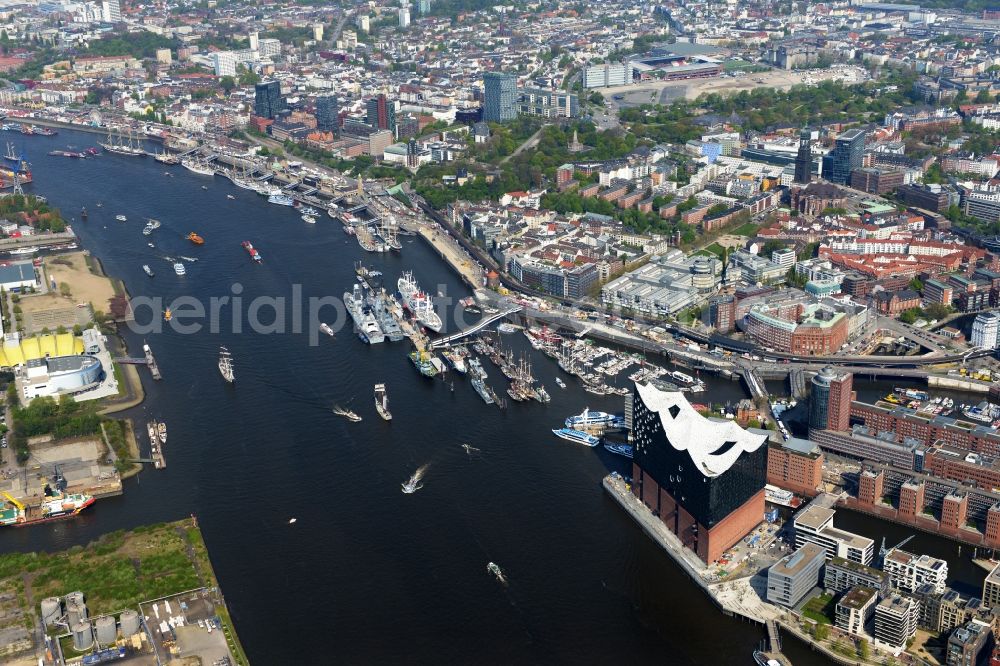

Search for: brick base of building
xmin=841 ymin=496 xmax=996 ymax=548
xmin=632 ymin=462 xmax=765 ymax=563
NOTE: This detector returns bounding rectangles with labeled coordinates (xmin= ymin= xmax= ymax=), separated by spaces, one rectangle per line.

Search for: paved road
xmin=500 ymin=124 xmax=547 ymax=165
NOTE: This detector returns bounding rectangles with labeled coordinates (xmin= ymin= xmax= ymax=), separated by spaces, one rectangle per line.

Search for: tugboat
xmin=333 ymin=405 xmax=362 ymax=422
xmin=163 ymin=308 xmax=172 ymax=321
xmin=241 ymin=240 xmax=262 ymax=263
xmin=218 ymin=346 xmax=235 ymax=383
xmin=374 ymin=383 xmax=392 ymax=421
xmin=186 ymin=232 xmax=205 ymax=245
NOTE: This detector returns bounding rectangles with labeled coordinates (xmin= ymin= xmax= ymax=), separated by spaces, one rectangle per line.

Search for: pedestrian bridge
xmin=429 ymin=307 xmax=522 ymax=349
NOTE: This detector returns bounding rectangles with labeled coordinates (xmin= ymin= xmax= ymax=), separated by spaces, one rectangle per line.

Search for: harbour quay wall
xmin=928 ymin=375 xmax=991 ymax=393
xmin=601 ymin=474 xmax=757 ymax=622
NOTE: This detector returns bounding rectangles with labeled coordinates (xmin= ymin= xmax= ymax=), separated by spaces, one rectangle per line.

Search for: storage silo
xmin=65 ymin=591 xmax=88 ymax=626
xmin=72 ymin=620 xmax=94 ymax=651
xmin=40 ymin=597 xmax=62 ymax=627
xmin=119 ymin=610 xmax=140 ymax=637
xmin=64 ymin=591 xmax=85 ymax=610
xmin=95 ymin=616 xmax=117 ymax=645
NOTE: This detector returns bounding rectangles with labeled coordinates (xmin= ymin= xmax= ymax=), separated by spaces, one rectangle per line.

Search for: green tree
xmin=975 ymin=89 xmax=993 ymax=104
xmin=859 ymin=638 xmax=870 ymax=660
xmin=219 ymin=75 xmax=236 ymax=94
xmin=237 ymin=65 xmax=260 ymax=86
xmin=814 ymin=623 xmax=829 ymax=640
xmin=925 ymin=302 xmax=952 ymax=320
xmin=909 ymin=277 xmax=923 ymax=293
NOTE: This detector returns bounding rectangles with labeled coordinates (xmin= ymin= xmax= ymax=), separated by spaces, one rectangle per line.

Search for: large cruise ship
xmin=344 ymin=284 xmax=384 ymax=344
xmin=397 ymin=271 xmax=443 ymax=333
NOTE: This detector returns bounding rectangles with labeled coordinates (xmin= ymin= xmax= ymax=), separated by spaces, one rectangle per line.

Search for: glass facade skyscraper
xmin=366 ymin=94 xmax=396 ymax=134
xmin=315 ymin=94 xmax=338 ymax=131
xmin=254 ymin=81 xmax=285 ymax=120
xmin=483 ymin=72 xmax=517 ymax=123
xmin=826 ymin=128 xmax=865 ymax=184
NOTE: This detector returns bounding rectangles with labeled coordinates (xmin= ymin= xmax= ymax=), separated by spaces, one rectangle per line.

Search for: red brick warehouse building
xmin=630 ymin=382 xmax=768 ymax=564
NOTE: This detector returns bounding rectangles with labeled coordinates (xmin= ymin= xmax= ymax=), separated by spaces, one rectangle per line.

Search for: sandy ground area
xmin=42 ymin=252 xmax=116 ymax=310
xmin=604 ymin=67 xmax=863 ymax=105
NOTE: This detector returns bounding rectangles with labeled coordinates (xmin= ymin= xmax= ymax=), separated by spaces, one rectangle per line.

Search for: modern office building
xmin=771 ymin=248 xmax=795 ymax=271
xmin=254 ymin=81 xmax=285 ymax=120
xmin=874 ymin=594 xmax=919 ymax=651
xmin=582 ymin=61 xmax=631 ymax=88
xmin=970 ymin=311 xmax=1000 ymax=349
xmin=836 ymin=585 xmax=878 ymax=636
xmin=794 ymin=128 xmax=813 ymax=184
xmin=824 ymin=557 xmax=890 ymax=597
xmin=630 ymin=382 xmax=768 ymax=563
xmin=981 ymin=561 xmax=1000 ymax=607
xmin=766 ymin=543 xmax=826 ymax=607
xmin=946 ymin=620 xmax=993 ymax=666
xmin=809 ymin=367 xmax=853 ymax=433
xmin=101 ymin=0 xmax=121 ymax=22
xmin=398 ymin=7 xmax=410 ymax=26
xmin=517 ymin=88 xmax=579 ymax=119
xmin=882 ymin=548 xmax=948 ymax=594
xmin=964 ymin=191 xmax=1000 ymax=224
xmin=793 ymin=505 xmax=875 ymax=565
xmin=483 ymin=72 xmax=517 ymax=123
xmin=824 ymin=128 xmax=866 ymax=185
xmin=315 ymin=95 xmax=338 ymax=131
xmin=366 ymin=94 xmax=396 ymax=134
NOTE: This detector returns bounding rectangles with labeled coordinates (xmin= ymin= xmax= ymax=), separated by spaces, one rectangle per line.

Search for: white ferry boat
xmin=551 ymin=428 xmax=600 ymax=447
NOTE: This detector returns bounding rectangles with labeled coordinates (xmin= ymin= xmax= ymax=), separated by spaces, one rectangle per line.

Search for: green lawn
xmin=703 ymin=243 xmax=727 ymax=258
xmin=731 ymin=222 xmax=760 ymax=236
xmin=802 ymin=592 xmax=835 ymax=624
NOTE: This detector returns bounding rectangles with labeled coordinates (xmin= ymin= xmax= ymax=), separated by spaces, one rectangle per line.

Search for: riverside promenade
xmin=606 ymin=474 xmax=900 ymax=666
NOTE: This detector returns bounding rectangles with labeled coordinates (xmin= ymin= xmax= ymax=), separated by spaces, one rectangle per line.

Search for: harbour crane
xmin=877 ymin=534 xmax=916 ymax=567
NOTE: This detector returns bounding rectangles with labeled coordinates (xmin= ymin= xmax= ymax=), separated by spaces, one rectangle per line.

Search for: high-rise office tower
xmin=366 ymin=94 xmax=397 ymax=134
xmin=483 ymin=72 xmax=517 ymax=123
xmin=254 ymin=81 xmax=285 ymax=120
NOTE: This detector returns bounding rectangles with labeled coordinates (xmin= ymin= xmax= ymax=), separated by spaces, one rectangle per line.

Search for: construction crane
xmin=877 ymin=534 xmax=916 ymax=567
xmin=2 ymin=491 xmax=24 ymax=511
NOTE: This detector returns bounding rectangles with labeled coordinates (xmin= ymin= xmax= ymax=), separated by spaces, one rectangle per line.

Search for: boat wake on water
xmin=401 ymin=464 xmax=429 ymax=494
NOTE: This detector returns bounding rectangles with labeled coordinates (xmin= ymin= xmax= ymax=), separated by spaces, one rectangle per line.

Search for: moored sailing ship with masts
xmin=100 ymin=125 xmax=146 ymax=157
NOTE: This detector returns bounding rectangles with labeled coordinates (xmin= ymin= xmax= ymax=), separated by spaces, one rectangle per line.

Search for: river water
xmin=0 ymin=130 xmax=846 ymax=664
